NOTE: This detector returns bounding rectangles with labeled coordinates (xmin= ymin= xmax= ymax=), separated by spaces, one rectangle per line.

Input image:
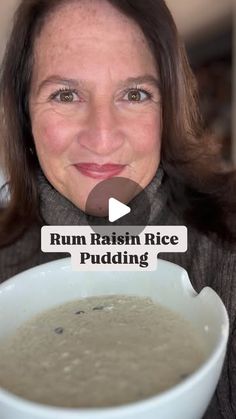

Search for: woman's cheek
xmin=131 ymin=116 xmax=161 ymax=155
xmin=33 ymin=113 xmax=74 ymax=155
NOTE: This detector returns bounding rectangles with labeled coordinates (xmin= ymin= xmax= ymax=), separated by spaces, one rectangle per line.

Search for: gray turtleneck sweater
xmin=0 ymin=170 xmax=235 ymax=419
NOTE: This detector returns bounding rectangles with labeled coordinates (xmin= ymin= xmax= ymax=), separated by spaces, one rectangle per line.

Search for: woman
xmin=0 ymin=0 xmax=235 ymax=417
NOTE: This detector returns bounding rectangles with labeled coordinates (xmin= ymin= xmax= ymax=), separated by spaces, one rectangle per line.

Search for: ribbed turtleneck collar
xmin=37 ymin=167 xmax=167 ymax=226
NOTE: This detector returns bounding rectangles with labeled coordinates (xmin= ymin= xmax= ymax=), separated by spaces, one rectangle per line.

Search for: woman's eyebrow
xmin=36 ymin=74 xmax=161 ymax=95
xmin=118 ymin=75 xmax=161 ymax=89
xmin=36 ymin=76 xmax=81 ymax=95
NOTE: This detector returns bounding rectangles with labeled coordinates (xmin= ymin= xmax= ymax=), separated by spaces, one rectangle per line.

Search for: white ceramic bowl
xmin=0 ymin=258 xmax=229 ymax=419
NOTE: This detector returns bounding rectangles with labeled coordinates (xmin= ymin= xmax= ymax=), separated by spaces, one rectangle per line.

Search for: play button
xmin=108 ymin=198 xmax=131 ymax=222
xmin=84 ymin=176 xmax=151 ymax=236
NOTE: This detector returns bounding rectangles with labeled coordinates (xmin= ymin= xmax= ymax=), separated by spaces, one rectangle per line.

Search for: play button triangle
xmin=108 ymin=197 xmax=131 ymax=222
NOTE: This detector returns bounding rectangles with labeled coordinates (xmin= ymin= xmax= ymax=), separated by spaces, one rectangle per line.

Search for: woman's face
xmin=29 ymin=0 xmax=162 ymax=213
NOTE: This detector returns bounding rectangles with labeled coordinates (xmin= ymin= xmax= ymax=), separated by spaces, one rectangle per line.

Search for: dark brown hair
xmin=0 ymin=0 xmax=235 ymax=246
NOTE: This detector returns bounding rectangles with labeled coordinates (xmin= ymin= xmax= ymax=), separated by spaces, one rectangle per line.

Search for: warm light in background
xmin=166 ymin=0 xmax=232 ymax=41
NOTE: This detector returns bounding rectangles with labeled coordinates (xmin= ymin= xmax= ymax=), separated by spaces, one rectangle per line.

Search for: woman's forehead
xmin=36 ymin=0 xmax=147 ymax=47
xmin=32 ymin=0 xmax=158 ymax=87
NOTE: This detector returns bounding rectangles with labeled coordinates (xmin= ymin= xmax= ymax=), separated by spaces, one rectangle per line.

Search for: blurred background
xmin=0 ymin=0 xmax=235 ymax=187
xmin=167 ymin=0 xmax=235 ymax=164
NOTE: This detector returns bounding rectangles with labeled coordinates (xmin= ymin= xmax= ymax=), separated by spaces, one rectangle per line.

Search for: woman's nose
xmin=79 ymin=102 xmax=125 ymax=156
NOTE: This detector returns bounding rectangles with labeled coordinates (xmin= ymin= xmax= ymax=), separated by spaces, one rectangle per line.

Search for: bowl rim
xmin=0 ymin=257 xmax=229 ymax=417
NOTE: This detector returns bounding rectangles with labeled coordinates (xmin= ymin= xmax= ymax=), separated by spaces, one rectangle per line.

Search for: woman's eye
xmin=51 ymin=89 xmax=79 ymax=103
xmin=124 ymin=89 xmax=151 ymax=103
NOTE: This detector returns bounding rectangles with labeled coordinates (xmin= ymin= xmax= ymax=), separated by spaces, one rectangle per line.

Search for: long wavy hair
xmin=0 ymin=0 xmax=235 ymax=246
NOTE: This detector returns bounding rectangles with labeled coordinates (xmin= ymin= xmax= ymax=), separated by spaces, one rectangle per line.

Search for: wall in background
xmin=0 ymin=0 xmax=19 ymax=61
xmin=166 ymin=0 xmax=232 ymax=41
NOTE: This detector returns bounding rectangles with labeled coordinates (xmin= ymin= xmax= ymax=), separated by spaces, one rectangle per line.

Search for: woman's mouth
xmin=74 ymin=163 xmax=126 ymax=179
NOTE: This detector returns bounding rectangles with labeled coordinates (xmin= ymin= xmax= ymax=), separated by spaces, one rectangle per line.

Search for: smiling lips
xmin=75 ymin=163 xmax=126 ymax=179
